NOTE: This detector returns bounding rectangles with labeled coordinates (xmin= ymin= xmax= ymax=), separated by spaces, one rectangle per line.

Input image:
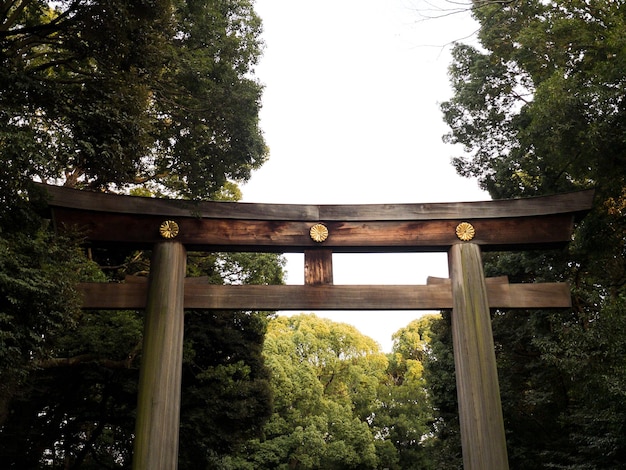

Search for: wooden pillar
xmin=132 ymin=241 xmax=186 ymax=470
xmin=448 ymin=243 xmax=509 ymax=470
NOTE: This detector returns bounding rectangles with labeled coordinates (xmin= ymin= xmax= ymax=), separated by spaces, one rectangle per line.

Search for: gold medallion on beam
xmin=455 ymin=222 xmax=475 ymax=241
xmin=159 ymin=220 xmax=180 ymax=239
xmin=309 ymin=223 xmax=329 ymax=243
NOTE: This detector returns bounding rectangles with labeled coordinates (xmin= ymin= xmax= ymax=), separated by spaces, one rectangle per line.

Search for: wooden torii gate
xmin=42 ymin=184 xmax=593 ymax=470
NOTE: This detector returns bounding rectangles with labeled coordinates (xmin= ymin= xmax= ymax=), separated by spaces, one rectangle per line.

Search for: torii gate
xmin=42 ymin=184 xmax=593 ymax=470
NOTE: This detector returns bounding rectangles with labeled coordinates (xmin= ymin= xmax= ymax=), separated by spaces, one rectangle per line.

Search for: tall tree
xmin=1 ymin=0 xmax=266 ymax=199
xmin=422 ymin=311 xmax=462 ymax=470
xmin=0 ymin=247 xmax=285 ymax=468
xmin=224 ymin=314 xmax=439 ymax=470
xmin=442 ymin=0 xmax=626 ymax=199
xmin=437 ymin=1 xmax=626 ymax=467
xmin=229 ymin=314 xmax=384 ymax=470
xmin=373 ymin=315 xmax=437 ymax=470
xmin=0 ymin=1 xmax=279 ymax=467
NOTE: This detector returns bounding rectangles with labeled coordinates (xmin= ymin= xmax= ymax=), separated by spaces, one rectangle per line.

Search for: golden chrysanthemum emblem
xmin=309 ymin=223 xmax=329 ymax=243
xmin=455 ymin=222 xmax=475 ymax=241
xmin=159 ymin=220 xmax=180 ymax=239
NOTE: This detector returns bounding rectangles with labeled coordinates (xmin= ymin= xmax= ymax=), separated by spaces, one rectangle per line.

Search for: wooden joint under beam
xmin=304 ymin=249 xmax=333 ymax=285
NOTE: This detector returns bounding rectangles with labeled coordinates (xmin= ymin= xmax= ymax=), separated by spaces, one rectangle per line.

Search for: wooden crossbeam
xmin=41 ymin=184 xmax=593 ymax=221
xmin=42 ymin=185 xmax=594 ymax=252
xmin=77 ymin=278 xmax=571 ymax=310
xmin=51 ymin=209 xmax=579 ymax=251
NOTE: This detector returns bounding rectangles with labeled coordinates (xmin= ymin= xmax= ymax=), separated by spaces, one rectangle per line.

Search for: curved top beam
xmin=41 ymin=184 xmax=593 ymax=222
xmin=40 ymin=184 xmax=594 ymax=252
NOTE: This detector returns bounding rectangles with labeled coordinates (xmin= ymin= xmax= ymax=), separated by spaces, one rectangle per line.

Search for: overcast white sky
xmin=241 ymin=0 xmax=487 ymax=352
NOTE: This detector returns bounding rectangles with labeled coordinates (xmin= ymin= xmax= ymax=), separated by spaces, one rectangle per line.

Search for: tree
xmin=372 ymin=316 xmax=438 ymax=470
xmin=229 ymin=314 xmax=384 ymax=469
xmin=438 ymin=1 xmax=626 ymax=467
xmin=421 ymin=312 xmax=462 ymax=470
xmin=178 ymin=252 xmax=284 ymax=467
xmin=0 ymin=245 xmax=285 ymax=468
xmin=0 ymin=1 xmax=279 ymax=467
xmin=223 ymin=314 xmax=440 ymax=470
xmin=442 ymin=0 xmax=626 ymax=199
xmin=1 ymin=0 xmax=266 ymax=199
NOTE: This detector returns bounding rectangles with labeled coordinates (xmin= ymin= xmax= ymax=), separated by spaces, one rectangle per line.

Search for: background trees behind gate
xmin=223 ymin=313 xmax=438 ymax=470
xmin=432 ymin=1 xmax=626 ymax=468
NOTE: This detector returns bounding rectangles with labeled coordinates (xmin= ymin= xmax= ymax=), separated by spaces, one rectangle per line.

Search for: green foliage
xmin=222 ymin=314 xmax=438 ymax=469
xmin=0 ymin=239 xmax=283 ymax=468
xmin=375 ymin=316 xmax=439 ymax=470
xmin=0 ymin=196 xmax=144 ymax=466
xmin=1 ymin=0 xmax=266 ymax=199
xmin=240 ymin=314 xmax=384 ymax=469
xmin=1 ymin=1 xmax=278 ymax=466
xmin=527 ymin=297 xmax=626 ymax=467
xmin=422 ymin=311 xmax=462 ymax=470
xmin=442 ymin=0 xmax=626 ymax=199
xmin=437 ymin=1 xmax=626 ymax=467
xmin=179 ymin=309 xmax=274 ymax=467
xmin=0 ymin=218 xmax=96 ymax=410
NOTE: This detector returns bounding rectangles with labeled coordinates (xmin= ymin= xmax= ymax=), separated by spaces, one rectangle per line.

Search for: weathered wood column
xmin=449 ymin=243 xmax=509 ymax=470
xmin=132 ymin=241 xmax=186 ymax=470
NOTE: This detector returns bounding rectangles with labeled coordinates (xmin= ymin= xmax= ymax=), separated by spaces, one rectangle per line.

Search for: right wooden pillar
xmin=449 ymin=243 xmax=509 ymax=470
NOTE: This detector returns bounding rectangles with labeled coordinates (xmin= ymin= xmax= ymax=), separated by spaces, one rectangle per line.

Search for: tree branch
xmin=36 ymin=349 xmax=141 ymax=370
xmin=0 ymin=0 xmax=32 ymax=33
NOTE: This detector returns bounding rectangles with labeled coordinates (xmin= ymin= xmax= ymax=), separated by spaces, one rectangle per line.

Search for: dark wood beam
xmin=77 ymin=279 xmax=571 ymax=310
xmin=304 ymin=249 xmax=333 ymax=285
xmin=52 ymin=208 xmax=578 ymax=252
xmin=41 ymin=185 xmax=593 ymax=251
xmin=41 ymin=184 xmax=594 ymax=222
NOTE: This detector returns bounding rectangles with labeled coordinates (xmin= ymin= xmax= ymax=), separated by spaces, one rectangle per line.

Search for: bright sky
xmin=241 ymin=0 xmax=488 ymax=352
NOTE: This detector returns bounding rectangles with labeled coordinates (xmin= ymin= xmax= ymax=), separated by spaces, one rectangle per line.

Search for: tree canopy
xmin=0 ymin=1 xmax=279 ymax=467
xmin=442 ymin=0 xmax=626 ymax=200
xmin=1 ymin=0 xmax=266 ymax=199
xmin=222 ymin=313 xmax=438 ymax=470
xmin=433 ymin=1 xmax=626 ymax=467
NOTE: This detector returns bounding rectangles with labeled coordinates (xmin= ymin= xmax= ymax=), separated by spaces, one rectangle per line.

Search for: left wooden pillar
xmin=132 ymin=241 xmax=186 ymax=470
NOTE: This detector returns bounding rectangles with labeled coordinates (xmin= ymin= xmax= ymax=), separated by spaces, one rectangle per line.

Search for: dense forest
xmin=437 ymin=1 xmax=626 ymax=468
xmin=1 ymin=0 xmax=626 ymax=469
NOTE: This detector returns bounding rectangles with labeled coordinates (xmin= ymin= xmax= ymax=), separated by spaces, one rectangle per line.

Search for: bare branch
xmin=36 ymin=343 xmax=142 ymax=370
xmin=0 ymin=0 xmax=32 ymax=33
xmin=36 ymin=354 xmax=134 ymax=369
